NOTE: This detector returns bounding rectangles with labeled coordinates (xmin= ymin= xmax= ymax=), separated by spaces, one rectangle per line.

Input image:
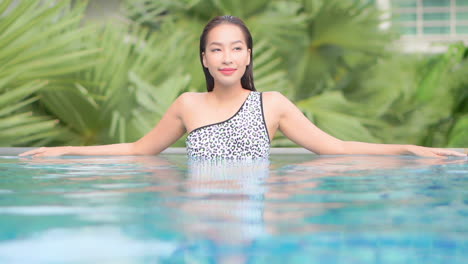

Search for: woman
xmin=20 ymin=16 xmax=465 ymax=158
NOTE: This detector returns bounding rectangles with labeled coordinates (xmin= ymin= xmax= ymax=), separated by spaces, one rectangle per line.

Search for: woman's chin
xmin=214 ymin=80 xmax=242 ymax=89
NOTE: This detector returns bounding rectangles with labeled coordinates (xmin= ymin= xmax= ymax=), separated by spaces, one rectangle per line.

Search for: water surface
xmin=0 ymin=154 xmax=467 ymax=263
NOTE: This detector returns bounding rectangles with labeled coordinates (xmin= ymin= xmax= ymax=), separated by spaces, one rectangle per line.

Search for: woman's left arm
xmin=271 ymin=92 xmax=465 ymax=158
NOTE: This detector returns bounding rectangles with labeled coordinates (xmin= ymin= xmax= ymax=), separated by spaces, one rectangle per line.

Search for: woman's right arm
xmin=19 ymin=93 xmax=189 ymax=157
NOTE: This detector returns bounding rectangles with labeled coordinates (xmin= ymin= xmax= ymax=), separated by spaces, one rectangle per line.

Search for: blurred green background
xmin=0 ymin=0 xmax=467 ymax=148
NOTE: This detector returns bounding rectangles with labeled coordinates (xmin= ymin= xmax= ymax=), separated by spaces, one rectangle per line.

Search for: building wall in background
xmin=379 ymin=0 xmax=468 ymax=52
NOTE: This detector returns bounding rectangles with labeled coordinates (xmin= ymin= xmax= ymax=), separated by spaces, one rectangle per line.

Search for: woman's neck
xmin=211 ymin=83 xmax=248 ymax=101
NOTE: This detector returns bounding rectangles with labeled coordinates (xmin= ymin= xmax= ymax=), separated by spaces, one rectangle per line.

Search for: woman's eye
xmin=234 ymin=47 xmax=242 ymax=51
xmin=211 ymin=49 xmax=221 ymax=52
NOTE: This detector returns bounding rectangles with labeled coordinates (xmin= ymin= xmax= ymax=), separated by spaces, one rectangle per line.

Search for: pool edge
xmin=0 ymin=147 xmax=466 ymax=156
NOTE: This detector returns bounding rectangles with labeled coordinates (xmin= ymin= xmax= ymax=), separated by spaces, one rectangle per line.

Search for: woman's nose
xmin=222 ymin=51 xmax=232 ymax=64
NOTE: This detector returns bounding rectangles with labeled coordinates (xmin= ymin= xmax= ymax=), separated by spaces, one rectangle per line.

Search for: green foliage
xmin=297 ymin=91 xmax=384 ymax=142
xmin=1 ymin=0 xmax=466 ymax=148
xmin=40 ymin=21 xmax=192 ymax=146
xmin=448 ymin=114 xmax=468 ymax=147
xmin=290 ymin=0 xmax=394 ymax=100
xmin=0 ymin=0 xmax=99 ymax=147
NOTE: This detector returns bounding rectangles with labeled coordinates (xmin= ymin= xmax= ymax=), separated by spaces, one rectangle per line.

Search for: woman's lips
xmin=219 ymin=68 xmax=236 ymax=75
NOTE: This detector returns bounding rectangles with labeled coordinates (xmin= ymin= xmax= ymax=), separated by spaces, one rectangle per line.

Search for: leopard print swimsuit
xmin=186 ymin=91 xmax=270 ymax=160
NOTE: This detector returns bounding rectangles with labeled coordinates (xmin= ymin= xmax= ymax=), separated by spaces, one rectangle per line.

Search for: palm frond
xmin=292 ymin=0 xmax=393 ymax=99
xmin=297 ymin=91 xmax=383 ymax=142
xmin=415 ymin=43 xmax=465 ymax=102
xmin=0 ymin=0 xmax=97 ymax=147
xmin=40 ymin=20 xmax=192 ymax=145
xmin=447 ymin=114 xmax=468 ymax=147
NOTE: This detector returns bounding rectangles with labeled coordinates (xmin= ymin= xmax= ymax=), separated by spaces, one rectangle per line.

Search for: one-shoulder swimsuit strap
xmin=186 ymin=91 xmax=271 ymax=160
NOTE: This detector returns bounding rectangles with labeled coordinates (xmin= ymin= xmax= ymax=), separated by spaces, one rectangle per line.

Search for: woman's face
xmin=202 ymin=24 xmax=251 ymax=89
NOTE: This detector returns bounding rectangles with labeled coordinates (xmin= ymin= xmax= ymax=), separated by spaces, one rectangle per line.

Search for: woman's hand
xmin=405 ymin=145 xmax=466 ymax=158
xmin=18 ymin=147 xmax=72 ymax=157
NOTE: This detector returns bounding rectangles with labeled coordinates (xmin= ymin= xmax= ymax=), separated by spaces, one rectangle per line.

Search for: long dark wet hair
xmin=199 ymin=16 xmax=256 ymax=92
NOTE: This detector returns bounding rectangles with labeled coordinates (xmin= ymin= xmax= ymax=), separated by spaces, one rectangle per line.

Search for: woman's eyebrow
xmin=230 ymin=40 xmax=243 ymax=45
xmin=208 ymin=40 xmax=244 ymax=46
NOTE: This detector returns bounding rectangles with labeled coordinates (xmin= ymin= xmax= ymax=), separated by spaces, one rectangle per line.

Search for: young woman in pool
xmin=20 ymin=16 xmax=465 ymax=159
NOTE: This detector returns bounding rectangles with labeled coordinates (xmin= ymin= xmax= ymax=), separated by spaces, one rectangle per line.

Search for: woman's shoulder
xmin=261 ymin=91 xmax=288 ymax=103
xmin=172 ymin=92 xmax=208 ymax=113
xmin=261 ymin=91 xmax=296 ymax=117
xmin=179 ymin=91 xmax=207 ymax=98
xmin=165 ymin=92 xmax=204 ymax=113
xmin=177 ymin=92 xmax=207 ymax=104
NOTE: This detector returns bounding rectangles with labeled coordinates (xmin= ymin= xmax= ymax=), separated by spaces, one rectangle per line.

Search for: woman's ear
xmin=202 ymin=52 xmax=207 ymax=68
xmin=247 ymin=49 xmax=251 ymax=66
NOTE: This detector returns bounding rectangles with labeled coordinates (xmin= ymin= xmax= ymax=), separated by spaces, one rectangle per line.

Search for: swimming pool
xmin=0 ymin=152 xmax=467 ymax=263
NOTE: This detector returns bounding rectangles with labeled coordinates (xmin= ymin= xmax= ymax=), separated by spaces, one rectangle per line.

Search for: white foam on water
xmin=0 ymin=206 xmax=116 ymax=216
xmin=0 ymin=227 xmax=177 ymax=263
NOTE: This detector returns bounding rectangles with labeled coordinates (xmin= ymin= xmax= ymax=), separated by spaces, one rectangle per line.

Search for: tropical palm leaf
xmin=0 ymin=80 xmax=58 ymax=146
xmin=248 ymin=1 xmax=308 ymax=50
xmin=425 ymin=45 xmax=468 ymax=147
xmin=0 ymin=0 xmax=98 ymax=147
xmin=447 ymin=114 xmax=468 ymax=147
xmin=343 ymin=54 xmax=422 ymax=118
xmin=415 ymin=43 xmax=466 ymax=102
xmin=296 ymin=91 xmax=384 ymax=142
xmin=40 ymin=20 xmax=192 ymax=145
xmin=291 ymin=0 xmax=393 ymax=100
xmin=344 ymin=42 xmax=467 ymax=146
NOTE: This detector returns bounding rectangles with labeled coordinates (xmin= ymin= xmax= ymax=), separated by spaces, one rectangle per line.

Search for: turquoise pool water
xmin=0 ymin=154 xmax=467 ymax=263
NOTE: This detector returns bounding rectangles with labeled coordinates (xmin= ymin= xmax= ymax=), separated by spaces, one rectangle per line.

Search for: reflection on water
xmin=181 ymin=159 xmax=269 ymax=244
xmin=0 ymin=155 xmax=467 ymax=263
